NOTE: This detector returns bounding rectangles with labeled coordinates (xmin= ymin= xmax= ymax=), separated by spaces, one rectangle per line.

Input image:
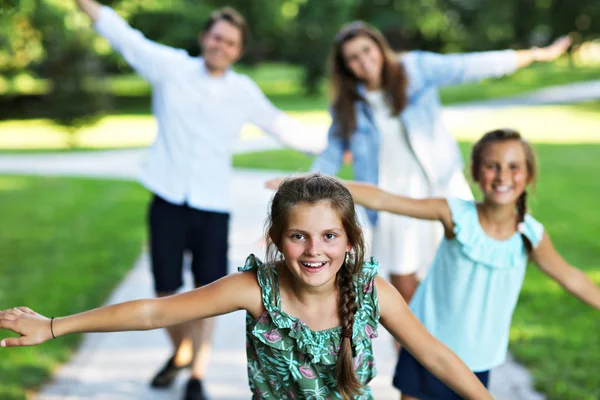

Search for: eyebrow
xmin=285 ymin=228 xmax=344 ymax=234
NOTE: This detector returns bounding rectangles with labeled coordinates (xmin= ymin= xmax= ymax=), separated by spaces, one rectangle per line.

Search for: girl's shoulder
xmin=237 ymin=254 xmax=277 ymax=292
xmin=357 ymin=257 xmax=379 ymax=282
xmin=446 ymin=196 xmax=477 ymax=228
xmin=446 ymin=196 xmax=544 ymax=245
xmin=354 ymin=258 xmax=380 ymax=311
xmin=237 ymin=254 xmax=284 ymax=317
xmin=445 ymin=197 xmax=545 ymax=268
xmin=521 ymin=213 xmax=545 ymax=248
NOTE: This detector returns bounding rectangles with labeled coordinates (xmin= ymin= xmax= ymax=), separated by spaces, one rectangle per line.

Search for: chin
xmin=300 ymin=271 xmax=337 ymax=288
xmin=489 ymin=195 xmax=518 ymax=205
xmin=205 ymin=60 xmax=228 ymax=71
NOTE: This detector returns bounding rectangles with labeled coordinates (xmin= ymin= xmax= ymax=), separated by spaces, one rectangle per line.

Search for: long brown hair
xmin=471 ymin=129 xmax=538 ymax=252
xmin=330 ymin=21 xmax=408 ymax=143
xmin=265 ymin=174 xmax=366 ymax=399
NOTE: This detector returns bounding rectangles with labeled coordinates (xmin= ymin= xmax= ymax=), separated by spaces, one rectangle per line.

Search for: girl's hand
xmin=264 ymin=177 xmax=285 ymax=190
xmin=0 ymin=307 xmax=53 ymax=347
xmin=535 ymin=36 xmax=572 ymax=62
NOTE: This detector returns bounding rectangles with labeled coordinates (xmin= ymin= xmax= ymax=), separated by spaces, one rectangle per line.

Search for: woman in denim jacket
xmin=310 ymin=21 xmax=570 ymax=303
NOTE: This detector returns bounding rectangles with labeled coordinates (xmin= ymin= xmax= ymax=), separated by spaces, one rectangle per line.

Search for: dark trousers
xmin=147 ymin=195 xmax=229 ymax=293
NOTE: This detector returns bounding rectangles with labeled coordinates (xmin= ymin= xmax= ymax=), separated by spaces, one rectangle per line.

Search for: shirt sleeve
xmin=408 ymin=50 xmax=518 ymax=88
xmin=309 ymin=120 xmax=344 ymax=176
xmin=94 ymin=6 xmax=188 ymax=84
xmin=523 ymin=214 xmax=545 ymax=248
xmin=242 ymin=77 xmax=327 ymax=155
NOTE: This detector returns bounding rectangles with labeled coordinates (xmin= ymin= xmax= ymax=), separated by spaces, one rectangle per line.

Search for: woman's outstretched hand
xmin=0 ymin=307 xmax=53 ymax=347
xmin=537 ymin=35 xmax=572 ymax=61
xmin=264 ymin=177 xmax=285 ymax=190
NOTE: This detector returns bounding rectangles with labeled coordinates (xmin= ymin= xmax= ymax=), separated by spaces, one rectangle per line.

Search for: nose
xmin=305 ymin=238 xmax=322 ymax=256
xmin=496 ymin=166 xmax=510 ymax=182
xmin=358 ymin=56 xmax=369 ymax=70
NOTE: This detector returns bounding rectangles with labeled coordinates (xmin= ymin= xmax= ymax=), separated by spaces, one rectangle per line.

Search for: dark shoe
xmin=184 ymin=378 xmax=207 ymax=400
xmin=150 ymin=355 xmax=191 ymax=388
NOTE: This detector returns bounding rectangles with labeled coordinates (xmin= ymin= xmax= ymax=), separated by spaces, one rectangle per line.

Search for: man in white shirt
xmin=73 ymin=1 xmax=323 ymax=399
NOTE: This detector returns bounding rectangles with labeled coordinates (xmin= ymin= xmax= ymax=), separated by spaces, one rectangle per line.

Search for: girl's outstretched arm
xmin=532 ymin=232 xmax=600 ymax=310
xmin=342 ymin=181 xmax=454 ymax=229
xmin=515 ymin=36 xmax=572 ymax=68
xmin=0 ymin=272 xmax=262 ymax=348
xmin=376 ymin=276 xmax=493 ymax=400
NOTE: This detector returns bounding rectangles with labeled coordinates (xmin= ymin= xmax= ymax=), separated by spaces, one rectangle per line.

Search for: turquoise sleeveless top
xmin=410 ymin=197 xmax=544 ymax=371
xmin=238 ymin=254 xmax=380 ymax=399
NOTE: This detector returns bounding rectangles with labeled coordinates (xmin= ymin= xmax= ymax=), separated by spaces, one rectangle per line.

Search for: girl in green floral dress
xmin=0 ymin=174 xmax=492 ymax=399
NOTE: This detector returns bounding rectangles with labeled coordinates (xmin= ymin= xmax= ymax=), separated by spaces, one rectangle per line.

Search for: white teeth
xmin=494 ymin=186 xmax=511 ymax=193
xmin=301 ymin=262 xmax=326 ymax=268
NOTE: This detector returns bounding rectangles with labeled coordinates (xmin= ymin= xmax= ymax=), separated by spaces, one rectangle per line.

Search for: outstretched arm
xmin=412 ymin=36 xmax=571 ymax=88
xmin=343 ymin=181 xmax=454 ymax=230
xmin=515 ymin=36 xmax=572 ymax=68
xmin=376 ymin=276 xmax=493 ymax=400
xmin=309 ymin=122 xmax=346 ymax=175
xmin=243 ymin=77 xmax=327 ymax=155
xmin=0 ymin=272 xmax=262 ymax=347
xmin=74 ymin=0 xmax=101 ymax=22
xmin=532 ymin=232 xmax=600 ymax=310
xmin=73 ymin=1 xmax=187 ymax=84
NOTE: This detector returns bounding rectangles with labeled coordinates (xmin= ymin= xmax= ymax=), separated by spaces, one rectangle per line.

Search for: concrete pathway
xmin=4 ymin=81 xmax=591 ymax=399
xmin=449 ymin=79 xmax=600 ymax=109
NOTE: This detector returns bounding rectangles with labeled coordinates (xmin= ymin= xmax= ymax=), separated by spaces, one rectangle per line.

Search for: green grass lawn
xmin=0 ymin=176 xmax=148 ymax=400
xmin=0 ymin=144 xmax=597 ymax=399
xmin=0 ymin=100 xmax=598 ymax=152
xmin=232 ymin=143 xmax=600 ymax=400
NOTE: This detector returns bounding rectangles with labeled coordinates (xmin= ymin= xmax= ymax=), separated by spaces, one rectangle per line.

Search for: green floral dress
xmin=238 ymin=254 xmax=380 ymax=399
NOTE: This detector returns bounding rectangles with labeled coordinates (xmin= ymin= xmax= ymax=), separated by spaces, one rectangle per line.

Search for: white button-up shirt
xmin=95 ymin=6 xmax=323 ymax=212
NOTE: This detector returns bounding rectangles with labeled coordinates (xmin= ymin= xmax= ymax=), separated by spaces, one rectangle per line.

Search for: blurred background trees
xmin=1 ymin=0 xmax=599 ymax=126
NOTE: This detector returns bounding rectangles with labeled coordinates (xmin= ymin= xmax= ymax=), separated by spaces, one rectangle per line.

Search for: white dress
xmin=364 ymin=90 xmax=444 ymax=279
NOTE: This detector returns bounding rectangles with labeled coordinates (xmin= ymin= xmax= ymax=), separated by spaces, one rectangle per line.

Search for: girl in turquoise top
xmin=341 ymin=129 xmax=600 ymax=399
xmin=0 ymin=175 xmax=494 ymax=399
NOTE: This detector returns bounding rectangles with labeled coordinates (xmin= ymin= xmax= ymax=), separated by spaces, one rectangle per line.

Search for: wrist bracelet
xmin=50 ymin=317 xmax=56 ymax=339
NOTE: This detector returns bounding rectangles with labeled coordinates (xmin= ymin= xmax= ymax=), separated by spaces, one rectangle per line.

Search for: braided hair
xmin=265 ymin=174 xmax=366 ymax=399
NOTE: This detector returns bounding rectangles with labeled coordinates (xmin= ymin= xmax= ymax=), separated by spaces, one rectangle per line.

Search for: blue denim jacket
xmin=310 ymin=50 xmax=517 ymax=225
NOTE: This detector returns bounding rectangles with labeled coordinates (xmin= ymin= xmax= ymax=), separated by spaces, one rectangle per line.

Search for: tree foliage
xmin=1 ymin=0 xmax=599 ymax=121
xmin=1 ymin=0 xmax=109 ymax=146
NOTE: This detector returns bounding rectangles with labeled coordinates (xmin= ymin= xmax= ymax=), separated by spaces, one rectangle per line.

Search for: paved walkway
xmin=449 ymin=79 xmax=600 ymax=109
xmin=6 ymin=81 xmax=594 ymax=399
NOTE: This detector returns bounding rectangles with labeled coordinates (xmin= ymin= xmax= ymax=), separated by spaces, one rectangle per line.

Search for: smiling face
xmin=278 ymin=201 xmax=351 ymax=290
xmin=200 ymin=20 xmax=243 ymax=75
xmin=475 ymin=140 xmax=532 ymax=206
xmin=341 ymin=35 xmax=384 ymax=90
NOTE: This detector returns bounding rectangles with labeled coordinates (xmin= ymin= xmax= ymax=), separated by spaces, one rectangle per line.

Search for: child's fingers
xmin=1 ymin=336 xmax=32 ymax=348
xmin=0 ymin=311 xmax=21 ymax=331
xmin=0 ymin=309 xmax=50 ymax=345
xmin=0 ymin=309 xmax=20 ymax=322
xmin=16 ymin=307 xmax=36 ymax=315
